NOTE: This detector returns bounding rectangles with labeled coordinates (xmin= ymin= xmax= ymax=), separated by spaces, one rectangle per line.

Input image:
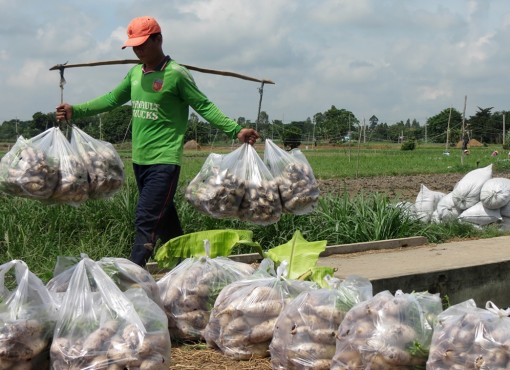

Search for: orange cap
xmin=122 ymin=16 xmax=161 ymax=49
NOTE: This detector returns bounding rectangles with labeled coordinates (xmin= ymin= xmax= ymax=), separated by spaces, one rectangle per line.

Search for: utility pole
xmin=446 ymin=107 xmax=452 ymax=153
xmin=461 ymin=95 xmax=467 ymax=165
xmin=503 ymin=114 xmax=506 ymax=145
xmin=312 ymin=116 xmax=316 ymax=150
xmin=363 ymin=117 xmax=366 ymax=143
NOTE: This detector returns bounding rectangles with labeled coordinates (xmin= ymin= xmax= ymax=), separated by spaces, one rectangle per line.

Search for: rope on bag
xmin=485 ymin=301 xmax=510 ymax=317
xmin=56 ymin=62 xmax=72 ymax=132
xmin=58 ymin=62 xmax=67 ymax=105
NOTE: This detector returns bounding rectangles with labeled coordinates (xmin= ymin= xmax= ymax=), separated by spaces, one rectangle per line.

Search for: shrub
xmin=401 ymin=140 xmax=416 ymax=151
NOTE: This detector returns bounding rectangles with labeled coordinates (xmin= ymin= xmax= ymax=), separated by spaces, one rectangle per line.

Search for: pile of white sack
xmin=399 ymin=164 xmax=510 ymax=228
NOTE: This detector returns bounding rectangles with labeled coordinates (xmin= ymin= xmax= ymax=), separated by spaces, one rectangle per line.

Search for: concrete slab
xmin=316 ymin=235 xmax=510 ymax=280
xmin=316 ymin=235 xmax=510 ymax=307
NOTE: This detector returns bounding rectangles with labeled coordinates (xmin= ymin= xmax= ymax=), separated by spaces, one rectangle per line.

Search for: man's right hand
xmin=56 ymin=103 xmax=73 ymax=121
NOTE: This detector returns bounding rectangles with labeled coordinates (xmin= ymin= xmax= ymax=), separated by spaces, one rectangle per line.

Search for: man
xmin=56 ymin=16 xmax=259 ymax=267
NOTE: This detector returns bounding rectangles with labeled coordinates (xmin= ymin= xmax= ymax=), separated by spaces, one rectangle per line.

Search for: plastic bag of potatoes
xmin=264 ymin=139 xmax=320 ymax=215
xmin=0 ymin=135 xmax=59 ymax=200
xmin=331 ymin=289 xmax=443 ymax=370
xmin=70 ymin=125 xmax=124 ymax=200
xmin=269 ymin=275 xmax=373 ymax=370
xmin=204 ymin=261 xmax=315 ymax=360
xmin=0 ymin=260 xmax=57 ymax=370
xmin=186 ymin=143 xmax=283 ymax=225
xmin=0 ymin=126 xmax=124 ymax=205
xmin=157 ymin=251 xmax=255 ymax=341
xmin=427 ymin=299 xmax=510 ymax=370
xmin=46 ymin=254 xmax=163 ymax=310
xmin=238 ymin=143 xmax=282 ymax=225
xmin=32 ymin=127 xmax=90 ymax=205
xmin=50 ymin=257 xmax=171 ymax=370
xmin=184 ymin=152 xmax=242 ymax=219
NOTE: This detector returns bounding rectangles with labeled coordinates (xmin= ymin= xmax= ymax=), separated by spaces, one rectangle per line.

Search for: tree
xmin=468 ymin=107 xmax=496 ymax=144
xmin=371 ymin=122 xmax=389 ymax=141
xmin=0 ymin=119 xmax=19 ymax=141
xmin=316 ymin=106 xmax=358 ymax=143
xmin=426 ymin=108 xmax=463 ymax=144
xmin=270 ymin=119 xmax=283 ymax=141
xmin=98 ymin=105 xmax=132 ymax=143
xmin=185 ymin=113 xmax=200 ymax=143
xmin=369 ymin=115 xmax=379 ymax=129
xmin=282 ymin=124 xmax=302 ymax=149
xmin=31 ymin=112 xmax=53 ymax=134
xmin=256 ymin=111 xmax=270 ymax=140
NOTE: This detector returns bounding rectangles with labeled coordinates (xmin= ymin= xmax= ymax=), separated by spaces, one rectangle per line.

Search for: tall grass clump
xmin=175 ymin=190 xmax=501 ymax=253
xmin=0 ymin=180 xmax=138 ymax=282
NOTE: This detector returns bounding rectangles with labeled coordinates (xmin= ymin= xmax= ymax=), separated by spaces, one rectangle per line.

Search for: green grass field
xmin=1 ymin=142 xmax=508 ymax=281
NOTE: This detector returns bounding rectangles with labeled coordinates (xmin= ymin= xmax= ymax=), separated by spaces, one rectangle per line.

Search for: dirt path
xmin=169 ymin=346 xmax=272 ymax=370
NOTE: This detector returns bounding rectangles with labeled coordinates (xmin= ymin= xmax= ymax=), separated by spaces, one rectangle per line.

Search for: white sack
xmin=480 ymin=177 xmax=510 ymax=209
xmin=458 ymin=201 xmax=502 ymax=226
xmin=415 ymin=184 xmax=445 ymax=223
xmin=499 ymin=217 xmax=510 ymax=231
xmin=452 ymin=164 xmax=493 ymax=210
xmin=435 ymin=192 xmax=460 ymax=221
xmin=501 ymin=200 xmax=510 ymax=217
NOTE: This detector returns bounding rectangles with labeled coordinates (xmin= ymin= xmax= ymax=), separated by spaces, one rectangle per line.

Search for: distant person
xmin=462 ymin=136 xmax=469 ymax=151
xmin=56 ymin=16 xmax=259 ymax=267
xmin=491 ymin=150 xmax=499 ymax=157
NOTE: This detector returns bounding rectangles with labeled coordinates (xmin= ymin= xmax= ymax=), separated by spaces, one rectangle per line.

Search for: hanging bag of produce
xmin=238 ymin=143 xmax=282 ymax=225
xmin=50 ymin=257 xmax=171 ymax=370
xmin=264 ymin=139 xmax=320 ymax=215
xmin=70 ymin=125 xmax=124 ymax=200
xmin=0 ymin=135 xmax=59 ymax=200
xmin=184 ymin=152 xmax=241 ymax=218
xmin=31 ymin=127 xmax=89 ymax=205
xmin=0 ymin=260 xmax=57 ymax=370
xmin=186 ymin=143 xmax=282 ymax=225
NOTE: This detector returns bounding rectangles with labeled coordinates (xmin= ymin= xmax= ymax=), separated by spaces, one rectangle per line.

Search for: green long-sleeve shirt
xmin=73 ymin=59 xmax=242 ymax=165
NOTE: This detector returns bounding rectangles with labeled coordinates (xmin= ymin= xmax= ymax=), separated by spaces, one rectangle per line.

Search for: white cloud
xmin=1 ymin=0 xmax=510 ymax=126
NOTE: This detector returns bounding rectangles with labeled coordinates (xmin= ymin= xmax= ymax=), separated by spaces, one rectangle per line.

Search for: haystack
xmin=455 ymin=138 xmax=483 ymax=148
xmin=184 ymin=140 xmax=201 ymax=150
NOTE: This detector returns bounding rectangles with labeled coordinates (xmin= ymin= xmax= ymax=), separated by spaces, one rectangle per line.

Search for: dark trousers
xmin=130 ymin=164 xmax=183 ymax=267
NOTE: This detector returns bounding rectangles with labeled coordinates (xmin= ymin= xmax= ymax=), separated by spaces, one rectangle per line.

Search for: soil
xmin=317 ymin=173 xmax=466 ymax=201
xmin=168 ymin=172 xmax=504 ymax=369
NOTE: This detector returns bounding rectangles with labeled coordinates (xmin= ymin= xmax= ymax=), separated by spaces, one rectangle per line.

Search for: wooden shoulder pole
xmin=50 ymin=59 xmax=275 ymax=84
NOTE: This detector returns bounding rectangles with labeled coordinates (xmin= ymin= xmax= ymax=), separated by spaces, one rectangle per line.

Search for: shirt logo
xmin=152 ymin=79 xmax=163 ymax=92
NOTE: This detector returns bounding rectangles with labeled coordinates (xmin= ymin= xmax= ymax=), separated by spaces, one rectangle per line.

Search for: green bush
xmin=401 ymin=140 xmax=416 ymax=151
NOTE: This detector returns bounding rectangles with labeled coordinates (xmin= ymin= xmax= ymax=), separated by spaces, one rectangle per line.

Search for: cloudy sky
xmin=1 ymin=0 xmax=509 ymax=126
